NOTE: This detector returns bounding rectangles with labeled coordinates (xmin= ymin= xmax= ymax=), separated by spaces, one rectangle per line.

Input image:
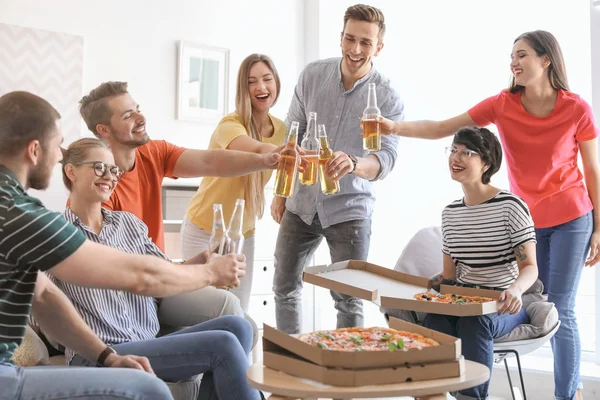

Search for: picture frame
xmin=176 ymin=40 xmax=229 ymax=123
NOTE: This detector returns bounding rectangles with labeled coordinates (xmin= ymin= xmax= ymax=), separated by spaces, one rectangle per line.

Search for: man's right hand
xmin=271 ymin=196 xmax=286 ymax=224
xmin=206 ymin=253 xmax=246 ymax=288
xmin=104 ymin=352 xmax=155 ymax=374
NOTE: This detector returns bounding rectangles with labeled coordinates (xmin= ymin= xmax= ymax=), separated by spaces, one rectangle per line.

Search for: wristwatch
xmin=97 ymin=346 xmax=117 ymax=367
xmin=348 ymin=155 xmax=358 ymax=174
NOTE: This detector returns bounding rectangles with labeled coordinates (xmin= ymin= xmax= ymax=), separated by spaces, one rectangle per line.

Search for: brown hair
xmin=0 ymin=91 xmax=61 ymax=157
xmin=235 ymin=54 xmax=281 ymax=219
xmin=509 ymin=30 xmax=569 ymax=93
xmin=343 ymin=4 xmax=386 ymax=42
xmin=79 ymin=81 xmax=129 ymax=137
xmin=61 ymin=138 xmax=109 ymax=191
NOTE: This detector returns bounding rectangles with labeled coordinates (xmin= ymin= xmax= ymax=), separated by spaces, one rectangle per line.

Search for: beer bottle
xmin=299 ymin=111 xmax=320 ymax=185
xmin=209 ymin=203 xmax=225 ymax=253
xmin=221 ymin=199 xmax=245 ymax=255
xmin=273 ymin=121 xmax=299 ymax=197
xmin=318 ymin=124 xmax=339 ymax=195
xmin=362 ymin=83 xmax=381 ymax=152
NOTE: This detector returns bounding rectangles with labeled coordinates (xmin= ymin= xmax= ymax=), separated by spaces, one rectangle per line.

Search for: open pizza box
xmin=262 ymin=317 xmax=461 ymax=369
xmin=262 ymin=318 xmax=463 ymax=386
xmin=303 ymin=260 xmax=500 ymax=317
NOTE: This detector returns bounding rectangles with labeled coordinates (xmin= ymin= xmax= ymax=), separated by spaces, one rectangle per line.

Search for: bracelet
xmin=97 ymin=346 xmax=116 ymax=367
xmin=348 ymin=155 xmax=358 ymax=173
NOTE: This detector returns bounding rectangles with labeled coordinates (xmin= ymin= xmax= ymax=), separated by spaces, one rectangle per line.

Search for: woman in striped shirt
xmin=52 ymin=138 xmax=263 ymax=400
xmin=424 ymin=127 xmax=538 ymax=400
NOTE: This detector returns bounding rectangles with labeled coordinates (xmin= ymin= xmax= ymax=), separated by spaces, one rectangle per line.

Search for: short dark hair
xmin=343 ymin=4 xmax=386 ymax=42
xmin=79 ymin=81 xmax=129 ymax=138
xmin=0 ymin=91 xmax=61 ymax=158
xmin=453 ymin=127 xmax=502 ymax=184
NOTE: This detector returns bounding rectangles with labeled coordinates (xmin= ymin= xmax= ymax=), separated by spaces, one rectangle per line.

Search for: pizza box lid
xmin=263 ymin=349 xmax=465 ymax=387
xmin=262 ymin=317 xmax=461 ymax=369
xmin=303 ymin=260 xmax=499 ymax=317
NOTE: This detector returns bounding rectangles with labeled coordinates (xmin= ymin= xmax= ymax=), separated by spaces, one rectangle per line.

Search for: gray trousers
xmin=273 ymin=210 xmax=371 ymax=334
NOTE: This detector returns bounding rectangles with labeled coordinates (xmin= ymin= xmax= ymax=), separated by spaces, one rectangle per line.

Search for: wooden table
xmin=247 ymin=360 xmax=489 ymax=400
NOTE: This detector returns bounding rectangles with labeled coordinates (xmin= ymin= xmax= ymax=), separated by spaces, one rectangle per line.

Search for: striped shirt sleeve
xmin=0 ymin=202 xmax=86 ymax=272
xmin=129 ymin=213 xmax=169 ymax=261
xmin=506 ymin=197 xmax=536 ymax=248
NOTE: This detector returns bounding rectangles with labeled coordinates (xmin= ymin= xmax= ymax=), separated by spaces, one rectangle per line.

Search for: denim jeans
xmin=71 ymin=316 xmax=259 ymax=400
xmin=0 ymin=363 xmax=173 ymax=400
xmin=273 ymin=210 xmax=371 ymax=334
xmin=535 ymin=212 xmax=593 ymax=400
xmin=424 ymin=309 xmax=529 ymax=400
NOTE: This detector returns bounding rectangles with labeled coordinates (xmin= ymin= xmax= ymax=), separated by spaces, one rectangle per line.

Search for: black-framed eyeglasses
xmin=445 ymin=145 xmax=480 ymax=159
xmin=74 ymin=161 xmax=124 ymax=181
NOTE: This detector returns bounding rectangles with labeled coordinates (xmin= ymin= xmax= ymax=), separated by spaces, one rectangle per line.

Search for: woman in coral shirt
xmin=379 ymin=30 xmax=600 ymax=400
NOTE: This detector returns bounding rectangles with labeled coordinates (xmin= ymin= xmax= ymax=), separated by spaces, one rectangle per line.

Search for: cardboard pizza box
xmin=262 ymin=317 xmax=461 ymax=369
xmin=303 ymin=260 xmax=499 ymax=317
xmin=263 ymin=349 xmax=465 ymax=387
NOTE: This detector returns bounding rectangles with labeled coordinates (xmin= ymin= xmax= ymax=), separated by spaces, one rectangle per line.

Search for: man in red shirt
xmin=78 ymin=81 xmax=280 ymax=326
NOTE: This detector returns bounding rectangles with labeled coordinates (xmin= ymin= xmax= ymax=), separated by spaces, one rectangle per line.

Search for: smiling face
xmin=68 ymin=147 xmax=121 ymax=203
xmin=510 ymin=39 xmax=550 ymax=88
xmin=340 ymin=19 xmax=383 ymax=80
xmin=248 ymin=61 xmax=278 ymax=114
xmin=448 ymin=144 xmax=488 ymax=185
xmin=98 ymin=93 xmax=148 ymax=148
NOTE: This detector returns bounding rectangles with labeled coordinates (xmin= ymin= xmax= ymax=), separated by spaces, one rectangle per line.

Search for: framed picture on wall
xmin=177 ymin=41 xmax=229 ymax=123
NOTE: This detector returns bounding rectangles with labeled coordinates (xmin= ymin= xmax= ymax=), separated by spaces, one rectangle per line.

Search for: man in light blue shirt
xmin=272 ymin=4 xmax=403 ymax=334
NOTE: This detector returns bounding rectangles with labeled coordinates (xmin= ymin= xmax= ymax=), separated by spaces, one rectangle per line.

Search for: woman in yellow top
xmin=181 ymin=54 xmax=285 ymax=311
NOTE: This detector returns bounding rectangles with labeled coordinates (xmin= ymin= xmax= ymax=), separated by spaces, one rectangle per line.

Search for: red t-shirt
xmin=102 ymin=140 xmax=186 ymax=251
xmin=469 ymin=89 xmax=599 ymax=228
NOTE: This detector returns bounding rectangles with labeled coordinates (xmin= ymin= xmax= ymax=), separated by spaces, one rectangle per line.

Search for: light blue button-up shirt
xmin=285 ymin=58 xmax=404 ymax=228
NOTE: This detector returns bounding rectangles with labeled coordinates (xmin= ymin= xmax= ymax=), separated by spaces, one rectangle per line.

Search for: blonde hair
xmin=235 ymin=54 xmax=281 ymax=219
xmin=61 ymin=138 xmax=109 ymax=191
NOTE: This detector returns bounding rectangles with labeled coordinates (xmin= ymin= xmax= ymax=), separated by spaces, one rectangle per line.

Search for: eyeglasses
xmin=445 ymin=146 xmax=480 ymax=159
xmin=74 ymin=161 xmax=124 ymax=182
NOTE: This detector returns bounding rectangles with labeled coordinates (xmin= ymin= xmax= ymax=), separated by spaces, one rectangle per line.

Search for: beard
xmin=110 ymin=127 xmax=150 ymax=148
xmin=27 ymin=159 xmax=53 ymax=190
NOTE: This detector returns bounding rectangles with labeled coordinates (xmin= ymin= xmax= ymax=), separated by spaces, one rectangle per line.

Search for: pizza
xmin=297 ymin=327 xmax=439 ymax=352
xmin=414 ymin=292 xmax=494 ymax=304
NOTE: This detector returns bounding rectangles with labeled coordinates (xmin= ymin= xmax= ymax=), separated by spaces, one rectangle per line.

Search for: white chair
xmin=384 ymin=226 xmax=559 ymax=400
xmin=493 ymin=321 xmax=560 ymax=400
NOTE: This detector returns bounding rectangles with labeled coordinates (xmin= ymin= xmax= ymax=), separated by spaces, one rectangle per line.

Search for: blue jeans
xmin=424 ymin=309 xmax=529 ymax=400
xmin=71 ymin=316 xmax=259 ymax=400
xmin=0 ymin=363 xmax=173 ymax=400
xmin=536 ymin=212 xmax=593 ymax=400
xmin=273 ymin=210 xmax=371 ymax=334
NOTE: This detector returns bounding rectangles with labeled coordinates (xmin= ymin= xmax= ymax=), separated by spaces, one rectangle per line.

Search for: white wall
xmin=316 ymin=0 xmax=593 ymax=268
xmin=0 ymin=0 xmax=304 ymax=210
xmin=590 ymin=0 xmax=600 ymax=363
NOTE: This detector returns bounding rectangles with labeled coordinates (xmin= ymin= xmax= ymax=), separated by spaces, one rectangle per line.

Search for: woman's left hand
xmin=498 ymin=288 xmax=523 ymax=314
xmin=585 ymin=231 xmax=600 ymax=267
